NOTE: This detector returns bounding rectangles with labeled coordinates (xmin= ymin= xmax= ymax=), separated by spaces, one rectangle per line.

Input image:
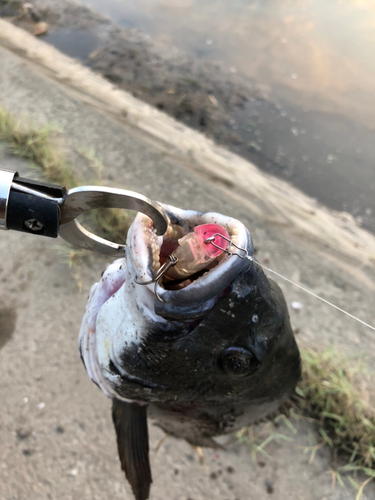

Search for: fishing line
xmin=205 ymin=234 xmax=375 ymax=332
xmin=249 ymin=257 xmax=375 ymax=331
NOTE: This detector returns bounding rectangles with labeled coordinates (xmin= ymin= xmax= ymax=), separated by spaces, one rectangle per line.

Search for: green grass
xmin=295 ymin=347 xmax=375 ymax=498
xmin=238 ymin=346 xmax=374 ymax=498
xmin=0 ymin=107 xmax=76 ymax=187
xmin=0 ymin=107 xmax=132 ymax=244
xmin=237 ymin=416 xmax=295 ymax=462
xmin=296 ymin=348 xmax=375 ymax=473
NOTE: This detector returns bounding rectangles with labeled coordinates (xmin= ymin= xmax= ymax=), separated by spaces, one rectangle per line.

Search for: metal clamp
xmin=0 ymin=170 xmax=17 ymax=230
xmin=59 ymin=186 xmax=168 ymax=256
xmin=0 ymin=169 xmax=168 ymax=255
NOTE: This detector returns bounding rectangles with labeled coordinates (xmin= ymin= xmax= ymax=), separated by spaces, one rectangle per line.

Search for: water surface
xmin=63 ymin=0 xmax=375 ymax=230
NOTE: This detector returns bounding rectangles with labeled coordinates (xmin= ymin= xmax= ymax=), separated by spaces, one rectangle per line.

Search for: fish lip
xmin=108 ymin=358 xmax=168 ymax=391
xmin=111 ymin=367 xmax=167 ymax=390
xmin=127 ymin=204 xmax=254 ymax=320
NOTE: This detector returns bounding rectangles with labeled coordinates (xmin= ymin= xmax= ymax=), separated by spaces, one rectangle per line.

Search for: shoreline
xmin=2 ymin=0 xmax=375 ymax=234
xmin=0 ymin=17 xmax=374 ymax=277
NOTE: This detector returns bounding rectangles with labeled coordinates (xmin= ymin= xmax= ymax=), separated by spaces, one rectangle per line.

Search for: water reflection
xmin=45 ymin=28 xmax=98 ymax=60
xmin=76 ymin=0 xmax=375 ymax=230
xmin=79 ymin=0 xmax=375 ymax=121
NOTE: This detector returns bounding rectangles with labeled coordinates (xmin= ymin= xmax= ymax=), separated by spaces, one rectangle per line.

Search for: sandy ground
xmin=0 ymin=20 xmax=375 ymax=500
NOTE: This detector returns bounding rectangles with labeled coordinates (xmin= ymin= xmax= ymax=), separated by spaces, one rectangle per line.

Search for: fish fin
xmin=112 ymin=399 xmax=152 ymax=500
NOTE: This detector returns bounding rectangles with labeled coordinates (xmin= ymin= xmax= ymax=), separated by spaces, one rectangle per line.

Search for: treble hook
xmin=135 ymin=254 xmax=179 ymax=303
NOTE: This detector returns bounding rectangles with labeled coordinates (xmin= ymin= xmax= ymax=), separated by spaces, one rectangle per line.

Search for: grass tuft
xmin=237 ymin=347 xmax=375 ymax=497
xmin=0 ymin=108 xmax=76 ymax=187
xmin=237 ymin=418 xmax=294 ymax=462
xmin=296 ymin=347 xmax=374 ymax=473
xmin=0 ymin=107 xmax=131 ymax=243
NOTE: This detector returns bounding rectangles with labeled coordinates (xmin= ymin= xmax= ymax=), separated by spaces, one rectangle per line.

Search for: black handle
xmin=7 ymin=177 xmax=67 ymax=238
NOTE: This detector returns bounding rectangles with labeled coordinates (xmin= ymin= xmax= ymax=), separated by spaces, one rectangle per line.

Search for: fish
xmin=79 ymin=203 xmax=301 ymax=500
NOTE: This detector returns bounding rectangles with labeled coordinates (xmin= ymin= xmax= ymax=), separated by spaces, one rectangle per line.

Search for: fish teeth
xmin=140 ymin=217 xmax=161 ymax=273
xmin=140 ymin=214 xmax=245 ymax=277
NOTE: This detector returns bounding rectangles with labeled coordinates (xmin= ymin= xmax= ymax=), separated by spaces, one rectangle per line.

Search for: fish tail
xmin=112 ymin=399 xmax=152 ymax=500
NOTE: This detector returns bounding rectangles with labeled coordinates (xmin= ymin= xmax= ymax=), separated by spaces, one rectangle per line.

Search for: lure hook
xmin=204 ymin=233 xmax=249 ymax=259
xmin=135 ymin=254 xmax=179 ymax=303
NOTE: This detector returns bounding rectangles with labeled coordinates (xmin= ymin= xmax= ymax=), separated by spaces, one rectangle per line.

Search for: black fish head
xmin=79 ymin=204 xmax=301 ymax=433
xmin=145 ymin=265 xmax=300 ymax=407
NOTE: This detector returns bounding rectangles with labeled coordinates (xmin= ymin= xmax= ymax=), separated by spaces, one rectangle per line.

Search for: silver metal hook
xmin=59 ymin=186 xmax=168 ymax=256
xmin=135 ymin=254 xmax=179 ymax=303
xmin=135 ymin=254 xmax=178 ymax=285
xmin=204 ymin=233 xmax=249 ymax=259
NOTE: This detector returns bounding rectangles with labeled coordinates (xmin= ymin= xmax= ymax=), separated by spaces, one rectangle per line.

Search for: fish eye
xmin=219 ymin=347 xmax=259 ymax=377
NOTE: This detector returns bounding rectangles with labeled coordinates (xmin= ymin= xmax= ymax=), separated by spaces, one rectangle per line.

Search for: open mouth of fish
xmin=129 ymin=204 xmax=253 ymax=314
xmin=79 ymin=204 xmax=253 ymax=400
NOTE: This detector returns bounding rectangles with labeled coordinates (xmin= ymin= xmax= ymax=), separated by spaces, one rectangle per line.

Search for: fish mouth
xmin=127 ymin=203 xmax=254 ymax=320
